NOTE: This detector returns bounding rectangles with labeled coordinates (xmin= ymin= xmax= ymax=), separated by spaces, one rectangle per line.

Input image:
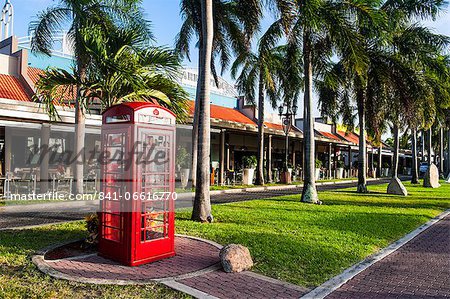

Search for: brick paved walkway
xmin=46 ymin=237 xmax=220 ymax=281
xmin=326 ymin=214 xmax=450 ymax=299
xmin=179 ymin=270 xmax=307 ymax=299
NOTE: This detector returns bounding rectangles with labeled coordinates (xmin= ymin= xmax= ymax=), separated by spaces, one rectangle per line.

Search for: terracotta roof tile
xmin=27 ymin=67 xmax=43 ymax=85
xmin=318 ymin=131 xmax=342 ymax=141
xmin=27 ymin=67 xmax=76 ymax=107
xmin=0 ymin=74 xmax=31 ymax=101
xmin=188 ymin=101 xmax=255 ymax=125
xmin=265 ymin=122 xmax=283 ymax=130
xmin=337 ymin=130 xmax=359 ymax=144
xmin=337 ymin=130 xmax=373 ymax=146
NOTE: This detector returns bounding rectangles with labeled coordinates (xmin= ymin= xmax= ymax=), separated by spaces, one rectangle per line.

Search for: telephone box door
xmin=99 ymin=127 xmax=131 ymax=261
xmin=134 ymin=126 xmax=175 ymax=263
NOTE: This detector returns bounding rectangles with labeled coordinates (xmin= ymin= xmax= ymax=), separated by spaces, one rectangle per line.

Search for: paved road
xmin=0 ymin=179 xmax=392 ymax=230
xmin=326 ymin=214 xmax=450 ymax=299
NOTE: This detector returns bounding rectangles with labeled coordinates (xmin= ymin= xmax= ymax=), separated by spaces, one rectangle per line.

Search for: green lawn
xmin=177 ymin=181 xmax=450 ymax=288
xmin=0 ymin=223 xmax=187 ymax=299
xmin=0 ymin=181 xmax=448 ymax=297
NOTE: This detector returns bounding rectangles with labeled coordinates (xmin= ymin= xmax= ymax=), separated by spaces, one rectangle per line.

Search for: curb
xmin=243 ymin=271 xmax=309 ymax=293
xmin=162 ymin=280 xmax=220 ymax=299
xmin=301 ymin=209 xmax=450 ymax=299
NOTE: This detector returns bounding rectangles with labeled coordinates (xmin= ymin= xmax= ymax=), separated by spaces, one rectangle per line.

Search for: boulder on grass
xmin=387 ymin=177 xmax=408 ymax=196
xmin=423 ymin=163 xmax=441 ymax=188
xmin=446 ymin=173 xmax=450 ymax=183
xmin=220 ymin=244 xmax=253 ymax=273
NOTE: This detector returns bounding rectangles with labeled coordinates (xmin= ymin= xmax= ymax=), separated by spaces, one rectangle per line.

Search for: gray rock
xmin=423 ymin=163 xmax=441 ymax=188
xmin=446 ymin=173 xmax=450 ymax=183
xmin=220 ymin=244 xmax=253 ymax=273
xmin=387 ymin=177 xmax=408 ymax=196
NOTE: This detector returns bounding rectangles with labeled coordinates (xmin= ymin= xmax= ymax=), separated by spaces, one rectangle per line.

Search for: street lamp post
xmin=279 ymin=103 xmax=298 ymax=183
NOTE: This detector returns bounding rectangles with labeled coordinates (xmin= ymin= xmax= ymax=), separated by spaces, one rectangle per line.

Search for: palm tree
xmin=383 ymin=0 xmax=449 ymax=184
xmin=288 ymin=0 xmax=377 ymax=201
xmin=34 ymin=23 xmax=189 ymax=117
xmin=319 ymin=0 xmax=448 ymax=192
xmin=231 ymin=21 xmax=287 ymax=185
xmin=191 ymin=0 xmax=214 ymax=222
xmin=176 ymin=0 xmax=262 ymax=188
xmin=30 ymin=0 xmax=149 ymax=194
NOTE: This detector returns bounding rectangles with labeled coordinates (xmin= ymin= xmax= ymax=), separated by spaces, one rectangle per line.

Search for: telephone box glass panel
xmin=139 ymin=129 xmax=171 ymax=242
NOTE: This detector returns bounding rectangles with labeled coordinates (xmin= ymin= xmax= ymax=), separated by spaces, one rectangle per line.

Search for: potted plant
xmin=176 ymin=146 xmax=190 ymax=189
xmin=382 ymin=162 xmax=390 ymax=177
xmin=336 ymin=160 xmax=345 ymax=179
xmin=315 ymin=159 xmax=322 ymax=180
xmin=242 ymin=155 xmax=257 ymax=185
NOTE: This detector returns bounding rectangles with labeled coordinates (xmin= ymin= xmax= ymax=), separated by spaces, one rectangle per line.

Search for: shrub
xmin=176 ymin=146 xmax=190 ymax=169
xmin=315 ymin=159 xmax=323 ymax=168
xmin=242 ymin=155 xmax=257 ymax=169
xmin=83 ymin=213 xmax=99 ymax=248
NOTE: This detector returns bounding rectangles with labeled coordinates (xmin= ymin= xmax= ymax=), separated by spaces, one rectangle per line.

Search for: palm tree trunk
xmin=255 ymin=72 xmax=265 ymax=185
xmin=447 ymin=129 xmax=450 ymax=177
xmin=191 ymin=47 xmax=203 ymax=188
xmin=427 ymin=127 xmax=432 ymax=164
xmin=377 ymin=143 xmax=382 ymax=178
xmin=192 ymin=0 xmax=213 ymax=222
xmin=439 ymin=127 xmax=444 ymax=175
xmin=421 ymin=130 xmax=425 ymax=162
xmin=356 ymin=85 xmax=367 ymax=193
xmin=411 ymin=128 xmax=419 ymax=184
xmin=300 ymin=30 xmax=318 ymax=204
xmin=74 ymin=63 xmax=86 ymax=194
xmin=392 ymin=123 xmax=399 ymax=178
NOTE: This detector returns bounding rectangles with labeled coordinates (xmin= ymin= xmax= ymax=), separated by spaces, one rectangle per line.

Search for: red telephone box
xmin=98 ymin=102 xmax=176 ymax=266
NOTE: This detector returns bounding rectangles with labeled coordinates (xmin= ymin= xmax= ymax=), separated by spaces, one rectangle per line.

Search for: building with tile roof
xmin=0 ymin=20 xmax=412 ymax=190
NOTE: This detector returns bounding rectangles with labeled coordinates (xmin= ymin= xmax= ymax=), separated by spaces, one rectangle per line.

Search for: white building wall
xmin=0 ymin=53 xmax=17 ymax=75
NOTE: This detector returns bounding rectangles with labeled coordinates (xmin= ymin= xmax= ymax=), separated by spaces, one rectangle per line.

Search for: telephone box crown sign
xmin=103 ymin=102 xmax=176 ymax=125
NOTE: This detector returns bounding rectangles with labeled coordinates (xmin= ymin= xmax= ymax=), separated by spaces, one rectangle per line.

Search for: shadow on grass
xmin=324 ymin=199 xmax=449 ymax=210
xmin=0 ymin=224 xmax=86 ymax=254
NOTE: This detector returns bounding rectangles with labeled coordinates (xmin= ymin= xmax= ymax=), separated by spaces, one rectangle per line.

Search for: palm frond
xmin=29 ymin=7 xmax=72 ymax=55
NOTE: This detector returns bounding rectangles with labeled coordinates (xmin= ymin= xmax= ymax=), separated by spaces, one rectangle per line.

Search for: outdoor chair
xmin=225 ymin=170 xmax=236 ymax=186
xmin=10 ymin=171 xmax=37 ymax=195
xmin=84 ymin=170 xmax=99 ymax=193
xmin=54 ymin=173 xmax=73 ymax=195
xmin=235 ymin=170 xmax=243 ymax=185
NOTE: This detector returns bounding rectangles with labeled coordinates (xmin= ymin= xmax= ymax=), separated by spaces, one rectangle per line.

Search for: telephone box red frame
xmin=98 ymin=102 xmax=176 ymax=266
